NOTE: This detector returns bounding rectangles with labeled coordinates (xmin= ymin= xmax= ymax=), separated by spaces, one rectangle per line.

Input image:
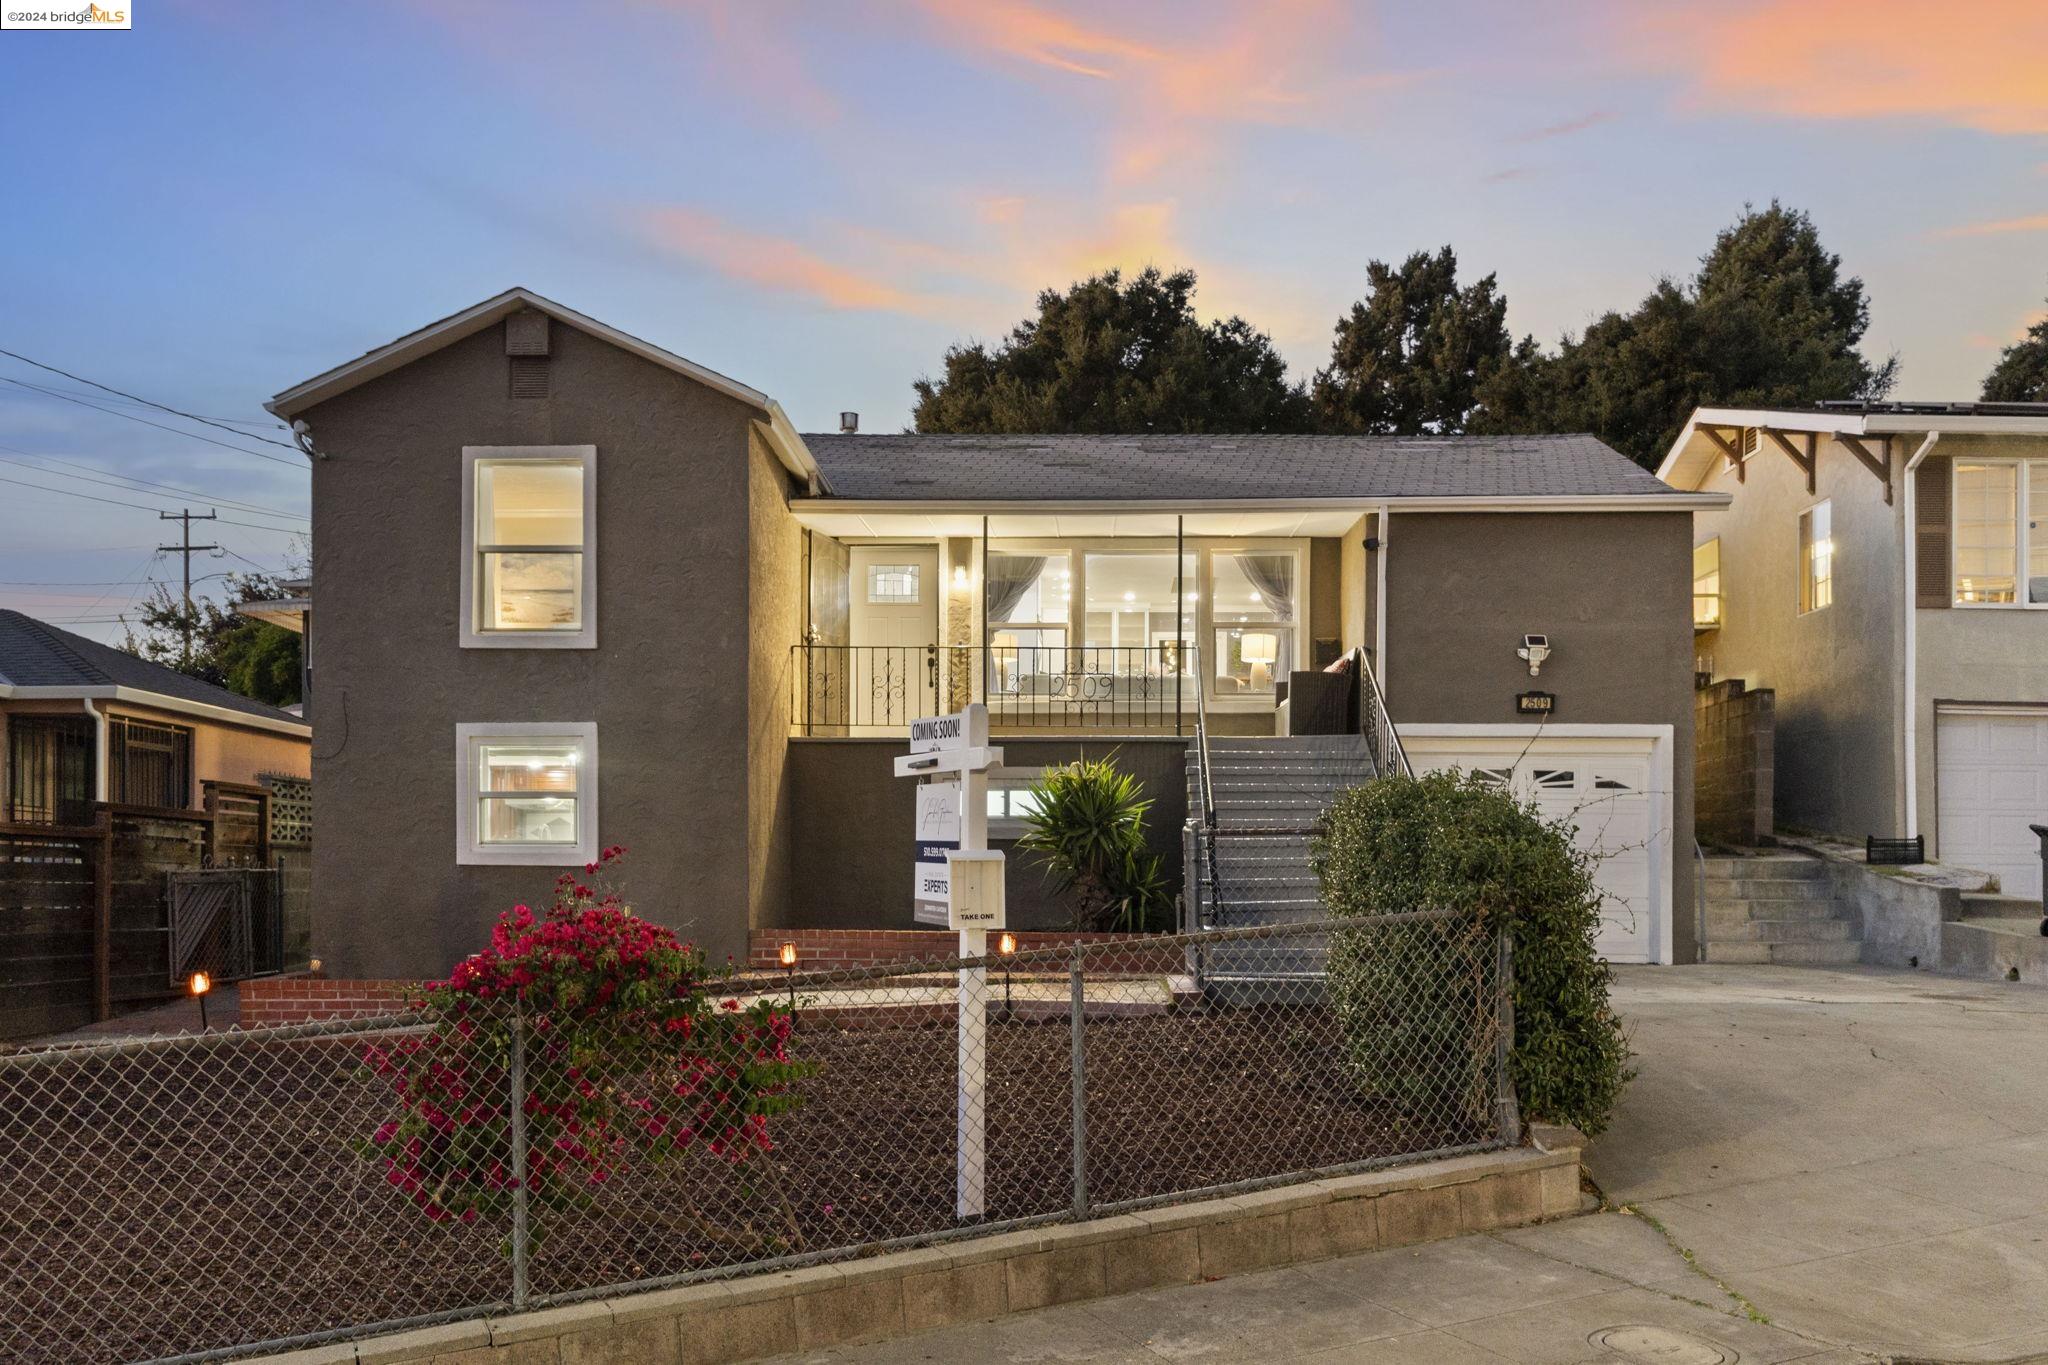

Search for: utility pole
xmin=158 ymin=509 xmax=220 ymax=669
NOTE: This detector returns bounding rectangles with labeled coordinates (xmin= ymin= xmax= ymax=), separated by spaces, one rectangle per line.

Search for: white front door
xmin=849 ymin=546 xmax=940 ymax=726
xmin=1937 ymin=708 xmax=2048 ymax=899
xmin=1402 ymin=730 xmax=1669 ymax=964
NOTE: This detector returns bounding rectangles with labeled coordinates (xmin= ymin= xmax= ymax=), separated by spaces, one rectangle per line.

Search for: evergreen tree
xmin=1982 ymin=292 xmax=2048 ymax=402
xmin=911 ymin=267 xmax=1310 ymax=434
xmin=1311 ymin=247 xmax=1514 ymax=434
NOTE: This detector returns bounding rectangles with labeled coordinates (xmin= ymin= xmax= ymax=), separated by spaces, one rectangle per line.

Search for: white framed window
xmin=455 ymin=722 xmax=598 ymax=866
xmin=986 ymin=768 xmax=1047 ymax=839
xmin=1692 ymin=538 xmax=1721 ymax=629
xmin=1953 ymin=459 xmax=2048 ymax=607
xmin=461 ymin=446 xmax=596 ymax=648
xmin=1798 ymin=501 xmax=1832 ymax=614
xmin=866 ymin=563 xmax=922 ymax=603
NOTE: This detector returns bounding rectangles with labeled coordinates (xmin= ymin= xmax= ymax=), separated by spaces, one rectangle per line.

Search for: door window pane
xmin=1211 ymin=551 xmax=1296 ymax=694
xmin=2030 ymin=464 xmax=2048 ymax=605
xmin=1955 ymin=463 xmax=2018 ymax=604
xmin=475 ymin=740 xmax=582 ymax=845
xmin=865 ymin=563 xmax=921 ymax=603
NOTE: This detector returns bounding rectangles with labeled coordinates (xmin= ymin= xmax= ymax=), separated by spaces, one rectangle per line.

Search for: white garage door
xmin=1402 ymin=732 xmax=1668 ymax=964
xmin=1937 ymin=709 xmax=2048 ymax=900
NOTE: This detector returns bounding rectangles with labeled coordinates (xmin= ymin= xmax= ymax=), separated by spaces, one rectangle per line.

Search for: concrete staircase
xmin=1186 ymin=734 xmax=1376 ymax=979
xmin=1700 ymin=852 xmax=1860 ymax=965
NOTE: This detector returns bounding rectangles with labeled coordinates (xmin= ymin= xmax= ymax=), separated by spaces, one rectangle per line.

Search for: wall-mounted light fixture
xmin=1517 ymin=634 xmax=1551 ymax=677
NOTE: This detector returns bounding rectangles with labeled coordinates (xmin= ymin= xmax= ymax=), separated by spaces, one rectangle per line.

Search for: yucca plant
xmin=1015 ymin=755 xmax=1171 ymax=932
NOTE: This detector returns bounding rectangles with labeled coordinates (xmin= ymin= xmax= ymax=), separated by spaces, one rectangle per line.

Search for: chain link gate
xmin=165 ymin=869 xmax=264 ymax=986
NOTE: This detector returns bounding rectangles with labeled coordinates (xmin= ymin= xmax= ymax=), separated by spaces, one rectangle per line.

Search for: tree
xmin=912 ymin=267 xmax=1311 ymax=434
xmin=123 ymin=570 xmax=303 ymax=708
xmin=1311 ymin=247 xmax=1515 ymax=434
xmin=1982 ymin=292 xmax=2048 ymax=401
xmin=1475 ymin=202 xmax=1895 ymax=467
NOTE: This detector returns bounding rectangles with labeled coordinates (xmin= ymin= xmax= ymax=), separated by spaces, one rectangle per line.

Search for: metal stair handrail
xmin=1356 ymin=646 xmax=1412 ymax=779
xmin=1193 ymin=646 xmax=1224 ymax=929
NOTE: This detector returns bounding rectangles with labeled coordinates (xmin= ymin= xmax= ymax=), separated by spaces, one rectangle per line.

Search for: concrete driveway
xmin=1589 ymin=963 xmax=2048 ymax=1362
xmin=774 ymin=964 xmax=2048 ymax=1365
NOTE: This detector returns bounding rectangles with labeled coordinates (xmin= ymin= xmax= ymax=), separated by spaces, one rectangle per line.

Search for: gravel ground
xmin=0 ymin=1004 xmax=1491 ymax=1364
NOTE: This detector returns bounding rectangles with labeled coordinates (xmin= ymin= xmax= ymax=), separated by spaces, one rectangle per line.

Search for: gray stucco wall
xmin=1689 ymin=436 xmax=1903 ymax=840
xmin=784 ymin=737 xmax=1189 ymax=931
xmin=302 ymin=320 xmax=769 ymax=977
xmin=1382 ymin=510 xmax=1699 ymax=961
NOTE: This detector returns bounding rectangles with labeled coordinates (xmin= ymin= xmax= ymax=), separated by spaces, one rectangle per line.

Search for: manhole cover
xmin=1588 ymin=1324 xmax=1736 ymax=1364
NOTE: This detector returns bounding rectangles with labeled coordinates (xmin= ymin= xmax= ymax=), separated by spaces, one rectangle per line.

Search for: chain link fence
xmin=0 ymin=912 xmax=1512 ymax=1365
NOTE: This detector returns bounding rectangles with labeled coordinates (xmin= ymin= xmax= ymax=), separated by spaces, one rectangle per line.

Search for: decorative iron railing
xmin=791 ymin=644 xmax=1193 ymax=734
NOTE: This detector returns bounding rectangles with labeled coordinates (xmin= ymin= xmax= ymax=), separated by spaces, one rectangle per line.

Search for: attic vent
xmin=1741 ymin=426 xmax=1761 ymax=456
xmin=509 ymin=354 xmax=550 ymax=399
xmin=505 ymin=312 xmax=551 ymax=356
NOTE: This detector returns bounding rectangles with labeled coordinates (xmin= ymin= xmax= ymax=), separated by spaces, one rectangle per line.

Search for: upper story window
xmin=1953 ymin=459 xmax=2048 ymax=607
xmin=455 ymin=722 xmax=598 ymax=865
xmin=1692 ymin=538 xmax=1722 ymax=629
xmin=1798 ymin=501 xmax=1833 ymax=614
xmin=461 ymin=446 xmax=596 ymax=649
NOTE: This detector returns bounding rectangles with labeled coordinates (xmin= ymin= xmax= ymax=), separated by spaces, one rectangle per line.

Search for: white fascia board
xmin=232 ymin=597 xmax=309 ymax=633
xmin=789 ymin=493 xmax=1729 ymax=519
xmin=758 ymin=401 xmax=828 ymax=492
xmin=1861 ymin=414 xmax=2048 ymax=435
xmin=267 ymin=287 xmax=775 ymax=420
xmin=0 ymin=684 xmax=312 ymax=738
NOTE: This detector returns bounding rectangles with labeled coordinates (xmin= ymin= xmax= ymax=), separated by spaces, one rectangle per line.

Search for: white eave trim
xmin=232 ymin=597 xmax=309 ymax=633
xmin=789 ymin=493 xmax=1729 ymax=516
xmin=0 ymin=683 xmax=312 ymax=738
xmin=1659 ymin=405 xmax=2048 ymax=486
xmin=265 ymin=286 xmax=777 ymax=422
xmin=760 ymin=401 xmax=828 ymax=493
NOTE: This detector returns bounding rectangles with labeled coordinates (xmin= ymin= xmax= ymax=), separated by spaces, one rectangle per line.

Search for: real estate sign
xmin=913 ymin=781 xmax=960 ymax=927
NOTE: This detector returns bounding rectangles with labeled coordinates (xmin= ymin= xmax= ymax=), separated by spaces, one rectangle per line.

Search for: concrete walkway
xmin=770 ymin=964 xmax=2048 ymax=1364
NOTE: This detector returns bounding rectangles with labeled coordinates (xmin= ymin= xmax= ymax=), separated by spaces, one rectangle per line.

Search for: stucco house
xmin=267 ymin=288 xmax=1721 ymax=980
xmin=1661 ymin=401 xmax=2048 ymax=897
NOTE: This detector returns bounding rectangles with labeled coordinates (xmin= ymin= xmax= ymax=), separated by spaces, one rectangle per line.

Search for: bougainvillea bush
xmin=358 ymin=848 xmax=811 ymax=1236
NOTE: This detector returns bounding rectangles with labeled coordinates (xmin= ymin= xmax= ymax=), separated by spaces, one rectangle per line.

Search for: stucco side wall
xmin=1382 ymin=510 xmax=1697 ymax=959
xmin=1689 ymin=437 xmax=1902 ymax=839
xmin=786 ymin=737 xmax=1188 ymax=931
xmin=748 ymin=427 xmax=802 ymax=933
xmin=303 ymin=322 xmax=762 ymax=977
xmin=1309 ymin=537 xmax=1341 ymax=662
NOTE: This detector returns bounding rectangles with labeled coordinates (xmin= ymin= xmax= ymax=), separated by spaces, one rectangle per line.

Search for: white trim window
xmin=985 ymin=767 xmax=1047 ymax=839
xmin=456 ymin=722 xmax=599 ymax=866
xmin=1953 ymin=459 xmax=2048 ymax=607
xmin=461 ymin=446 xmax=597 ymax=648
xmin=1798 ymin=500 xmax=1832 ymax=614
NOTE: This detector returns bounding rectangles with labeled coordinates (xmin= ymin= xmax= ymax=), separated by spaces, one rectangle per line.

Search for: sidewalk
xmin=776 ymin=963 xmax=2048 ymax=1364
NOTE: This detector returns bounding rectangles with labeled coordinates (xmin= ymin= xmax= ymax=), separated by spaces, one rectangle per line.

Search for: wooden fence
xmin=0 ymin=779 xmax=312 ymax=1040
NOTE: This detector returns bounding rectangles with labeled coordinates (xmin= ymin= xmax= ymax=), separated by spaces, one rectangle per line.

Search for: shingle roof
xmin=800 ymin=433 xmax=1684 ymax=502
xmin=0 ymin=610 xmax=305 ymax=727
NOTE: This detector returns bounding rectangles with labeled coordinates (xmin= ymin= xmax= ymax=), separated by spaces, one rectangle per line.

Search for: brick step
xmin=1703 ymin=898 xmax=1844 ymax=923
xmin=1703 ymin=940 xmax=1863 ymax=966
xmin=1702 ymin=877 xmax=1833 ymax=901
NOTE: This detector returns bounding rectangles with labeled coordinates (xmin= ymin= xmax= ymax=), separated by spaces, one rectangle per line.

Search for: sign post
xmin=895 ymin=704 xmax=1005 ymax=1219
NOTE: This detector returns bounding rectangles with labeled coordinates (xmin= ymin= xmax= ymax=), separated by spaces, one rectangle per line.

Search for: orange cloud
xmin=1634 ymin=0 xmax=2048 ymax=135
xmin=1939 ymin=213 xmax=2048 ymax=238
xmin=633 ymin=207 xmax=948 ymax=315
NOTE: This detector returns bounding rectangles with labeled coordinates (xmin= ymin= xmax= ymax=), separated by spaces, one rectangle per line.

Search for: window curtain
xmin=1240 ymin=554 xmax=1295 ymax=623
xmin=985 ymin=555 xmax=1046 ymax=623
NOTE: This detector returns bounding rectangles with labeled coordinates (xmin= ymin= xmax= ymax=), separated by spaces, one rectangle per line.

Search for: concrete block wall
xmin=1695 ymin=679 xmax=1774 ymax=848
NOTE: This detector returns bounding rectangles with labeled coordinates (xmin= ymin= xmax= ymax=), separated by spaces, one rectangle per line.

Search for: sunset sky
xmin=3 ymin=0 xmax=2046 ymax=639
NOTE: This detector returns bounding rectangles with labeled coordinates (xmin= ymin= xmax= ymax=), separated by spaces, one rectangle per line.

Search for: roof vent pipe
xmin=840 ymin=411 xmax=859 ymax=434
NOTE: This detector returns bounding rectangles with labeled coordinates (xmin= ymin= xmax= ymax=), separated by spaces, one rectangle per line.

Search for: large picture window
xmin=455 ymin=722 xmax=598 ymax=865
xmin=1952 ymin=460 xmax=2048 ymax=606
xmin=461 ymin=446 xmax=596 ymax=648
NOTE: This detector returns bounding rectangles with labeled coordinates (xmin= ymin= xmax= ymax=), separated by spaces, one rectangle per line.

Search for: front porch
xmin=787 ymin=507 xmax=1368 ymax=738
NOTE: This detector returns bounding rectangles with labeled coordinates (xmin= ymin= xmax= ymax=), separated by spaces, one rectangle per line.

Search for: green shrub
xmin=1310 ymin=770 xmax=1633 ymax=1136
xmin=1015 ymin=754 xmax=1172 ymax=932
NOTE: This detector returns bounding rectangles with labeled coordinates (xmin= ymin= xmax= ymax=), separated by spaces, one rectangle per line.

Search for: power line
xmin=0 ymin=471 xmax=306 ymax=535
xmin=0 ymin=347 xmax=298 ymax=449
xmin=0 ymin=446 xmax=308 ymax=523
xmin=0 ymin=376 xmax=306 ymax=469
xmin=6 ymin=377 xmax=283 ymax=430
xmin=55 ymin=550 xmax=161 ymax=627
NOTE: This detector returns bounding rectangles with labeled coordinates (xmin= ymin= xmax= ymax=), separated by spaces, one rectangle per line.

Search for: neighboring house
xmin=0 ymin=609 xmax=311 ymax=823
xmin=1661 ymin=401 xmax=2048 ymax=897
xmin=267 ymin=287 xmax=1721 ymax=980
xmin=232 ymin=577 xmax=312 ymax=711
